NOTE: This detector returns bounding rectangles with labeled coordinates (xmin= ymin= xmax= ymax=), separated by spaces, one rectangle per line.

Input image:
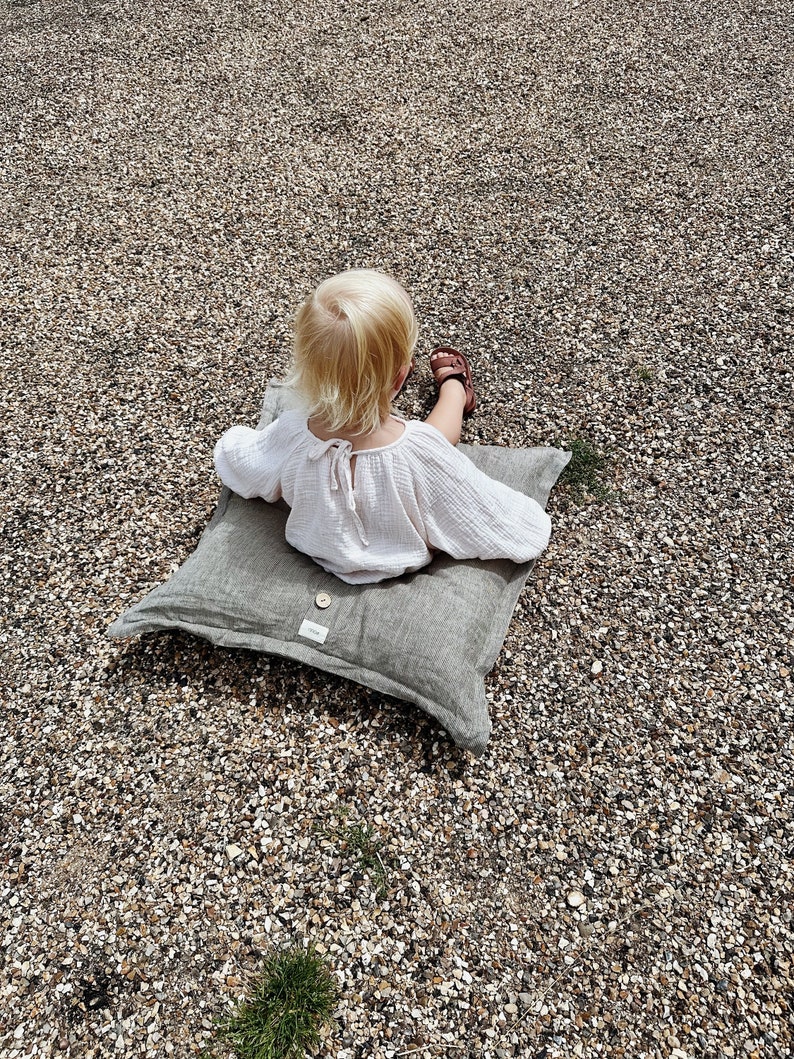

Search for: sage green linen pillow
xmin=109 ymin=383 xmax=569 ymax=756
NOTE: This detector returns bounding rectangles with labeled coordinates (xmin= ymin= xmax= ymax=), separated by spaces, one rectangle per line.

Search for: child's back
xmin=214 ymin=270 xmax=551 ymax=584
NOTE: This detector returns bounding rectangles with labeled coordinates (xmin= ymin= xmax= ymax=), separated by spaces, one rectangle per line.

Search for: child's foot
xmin=430 ymin=346 xmax=476 ymax=417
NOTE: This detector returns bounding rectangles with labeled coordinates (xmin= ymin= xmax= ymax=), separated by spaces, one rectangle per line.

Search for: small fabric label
xmin=299 ymin=619 xmax=329 ymax=645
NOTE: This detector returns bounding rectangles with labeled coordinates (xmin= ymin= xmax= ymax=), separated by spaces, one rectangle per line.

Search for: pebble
xmin=2 ymin=1 xmax=792 ymax=1057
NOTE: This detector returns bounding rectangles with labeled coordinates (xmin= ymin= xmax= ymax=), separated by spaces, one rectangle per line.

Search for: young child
xmin=214 ymin=270 xmax=552 ymax=584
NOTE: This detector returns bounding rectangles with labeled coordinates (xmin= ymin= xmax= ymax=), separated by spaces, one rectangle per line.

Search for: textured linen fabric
xmin=214 ymin=411 xmax=552 ymax=584
xmin=109 ymin=381 xmax=570 ymax=756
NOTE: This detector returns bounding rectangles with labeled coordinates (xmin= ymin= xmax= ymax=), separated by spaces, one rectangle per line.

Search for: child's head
xmin=290 ymin=269 xmax=418 ymax=435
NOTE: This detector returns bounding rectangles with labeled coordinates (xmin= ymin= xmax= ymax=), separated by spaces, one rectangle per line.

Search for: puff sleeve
xmin=412 ymin=429 xmax=552 ymax=563
xmin=213 ymin=422 xmax=282 ymax=502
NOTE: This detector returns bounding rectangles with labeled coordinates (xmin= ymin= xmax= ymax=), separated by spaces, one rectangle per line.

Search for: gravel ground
xmin=2 ymin=0 xmax=792 ymax=1056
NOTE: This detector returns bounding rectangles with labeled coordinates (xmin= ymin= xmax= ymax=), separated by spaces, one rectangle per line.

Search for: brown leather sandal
xmin=430 ymin=346 xmax=476 ymax=417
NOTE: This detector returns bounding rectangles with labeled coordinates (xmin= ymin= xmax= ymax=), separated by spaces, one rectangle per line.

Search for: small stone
xmin=225 ymin=844 xmax=244 ymax=862
xmin=567 ymin=890 xmax=586 ymax=909
xmin=590 ymin=660 xmax=603 ymax=678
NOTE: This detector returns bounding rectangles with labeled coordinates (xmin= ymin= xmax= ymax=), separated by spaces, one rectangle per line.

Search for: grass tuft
xmin=323 ymin=808 xmax=389 ymax=898
xmin=215 ymin=945 xmax=337 ymax=1059
xmin=341 ymin=821 xmax=388 ymax=896
xmin=560 ymin=437 xmax=613 ymax=502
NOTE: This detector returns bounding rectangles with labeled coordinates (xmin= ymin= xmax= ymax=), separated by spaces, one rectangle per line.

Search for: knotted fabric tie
xmin=308 ymin=437 xmax=369 ymax=546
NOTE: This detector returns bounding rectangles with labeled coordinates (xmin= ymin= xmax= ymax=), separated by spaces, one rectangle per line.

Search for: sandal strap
xmin=432 ymin=355 xmax=466 ymax=375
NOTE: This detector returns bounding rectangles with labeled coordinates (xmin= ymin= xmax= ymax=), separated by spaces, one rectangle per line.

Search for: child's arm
xmin=213 ymin=422 xmax=282 ymax=502
xmin=416 ymin=441 xmax=552 ymax=564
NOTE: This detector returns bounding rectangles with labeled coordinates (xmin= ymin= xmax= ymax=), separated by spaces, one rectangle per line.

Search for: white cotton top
xmin=213 ymin=409 xmax=552 ymax=584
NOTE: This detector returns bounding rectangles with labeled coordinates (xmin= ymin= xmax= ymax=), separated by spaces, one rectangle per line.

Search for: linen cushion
xmin=109 ymin=382 xmax=569 ymax=756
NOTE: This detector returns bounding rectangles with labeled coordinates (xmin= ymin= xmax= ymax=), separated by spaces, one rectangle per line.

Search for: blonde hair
xmin=288 ymin=270 xmax=418 ymax=435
